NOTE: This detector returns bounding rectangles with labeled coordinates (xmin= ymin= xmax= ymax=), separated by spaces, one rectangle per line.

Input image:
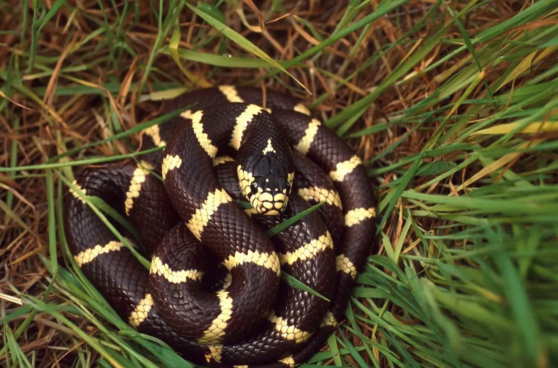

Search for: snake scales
xmin=64 ymin=86 xmax=376 ymax=367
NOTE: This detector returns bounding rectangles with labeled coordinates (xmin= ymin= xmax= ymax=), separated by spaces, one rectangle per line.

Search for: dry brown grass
xmin=2 ymin=0 xmax=558 ymax=367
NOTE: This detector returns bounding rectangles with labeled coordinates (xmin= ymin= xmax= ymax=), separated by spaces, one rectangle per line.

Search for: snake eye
xmin=250 ymin=182 xmax=259 ymax=194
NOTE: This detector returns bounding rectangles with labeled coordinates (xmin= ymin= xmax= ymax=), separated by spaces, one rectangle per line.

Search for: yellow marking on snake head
xmin=249 ymin=190 xmax=287 ymax=216
xmin=273 ymin=193 xmax=287 ymax=210
xmin=259 ymin=192 xmax=273 ymax=203
xmin=239 ymin=167 xmax=290 ymax=216
xmin=262 ymin=138 xmax=276 ymax=155
xmin=238 ymin=166 xmax=255 ymax=199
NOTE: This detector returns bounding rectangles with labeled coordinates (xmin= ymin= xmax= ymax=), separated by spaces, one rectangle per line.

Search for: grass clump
xmin=1 ymin=1 xmax=558 ymax=367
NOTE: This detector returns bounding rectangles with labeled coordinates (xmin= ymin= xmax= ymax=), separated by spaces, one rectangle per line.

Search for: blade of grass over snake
xmin=266 ymin=201 xmax=325 ymax=237
xmin=55 ymin=226 xmax=194 ymax=368
xmin=281 ymin=272 xmax=330 ymax=302
xmin=60 ymin=176 xmax=150 ymax=269
xmin=87 ymin=196 xmax=142 ymax=244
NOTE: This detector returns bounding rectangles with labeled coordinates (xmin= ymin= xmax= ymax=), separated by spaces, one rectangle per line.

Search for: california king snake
xmin=64 ymin=86 xmax=376 ymax=367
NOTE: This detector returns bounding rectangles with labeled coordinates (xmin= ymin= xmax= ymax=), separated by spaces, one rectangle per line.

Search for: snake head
xmin=237 ymin=139 xmax=294 ymax=216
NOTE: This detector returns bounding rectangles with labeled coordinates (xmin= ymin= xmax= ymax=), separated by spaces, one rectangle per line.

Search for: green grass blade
xmin=266 ymin=201 xmax=325 ymax=237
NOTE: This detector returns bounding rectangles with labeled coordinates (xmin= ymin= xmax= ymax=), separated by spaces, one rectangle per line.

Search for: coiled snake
xmin=64 ymin=86 xmax=376 ymax=367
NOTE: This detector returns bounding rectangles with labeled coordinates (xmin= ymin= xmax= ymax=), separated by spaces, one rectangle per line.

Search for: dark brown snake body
xmin=64 ymin=86 xmax=376 ymax=367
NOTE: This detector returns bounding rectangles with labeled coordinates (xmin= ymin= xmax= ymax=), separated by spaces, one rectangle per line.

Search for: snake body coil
xmin=64 ymin=86 xmax=376 ymax=367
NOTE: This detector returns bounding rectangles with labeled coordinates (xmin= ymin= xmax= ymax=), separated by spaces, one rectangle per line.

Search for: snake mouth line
xmin=250 ymin=192 xmax=288 ymax=216
xmin=239 ymin=166 xmax=291 ymax=216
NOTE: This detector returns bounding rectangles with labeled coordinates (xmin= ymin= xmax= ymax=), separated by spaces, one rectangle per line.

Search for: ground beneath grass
xmin=1 ymin=1 xmax=558 ymax=368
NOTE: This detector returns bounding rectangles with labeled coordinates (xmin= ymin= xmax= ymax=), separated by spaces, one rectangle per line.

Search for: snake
xmin=64 ymin=86 xmax=376 ymax=367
